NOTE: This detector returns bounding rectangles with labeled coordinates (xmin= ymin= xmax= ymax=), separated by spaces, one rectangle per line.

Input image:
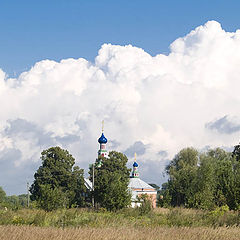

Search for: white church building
xmin=128 ymin=153 xmax=157 ymax=208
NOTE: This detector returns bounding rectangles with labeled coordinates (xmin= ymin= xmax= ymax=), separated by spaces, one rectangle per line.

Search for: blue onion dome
xmin=98 ymin=133 xmax=108 ymax=144
xmin=133 ymin=162 xmax=138 ymax=167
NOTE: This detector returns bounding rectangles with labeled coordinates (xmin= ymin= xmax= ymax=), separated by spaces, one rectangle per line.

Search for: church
xmin=85 ymin=125 xmax=157 ymax=208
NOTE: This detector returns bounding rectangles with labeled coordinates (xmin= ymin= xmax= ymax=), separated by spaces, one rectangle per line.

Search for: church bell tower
xmin=98 ymin=120 xmax=108 ymax=158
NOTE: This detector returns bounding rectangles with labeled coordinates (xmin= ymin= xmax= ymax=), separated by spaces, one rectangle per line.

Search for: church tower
xmin=131 ymin=153 xmax=139 ymax=178
xmin=98 ymin=120 xmax=108 ymax=158
xmin=128 ymin=152 xmax=157 ymax=208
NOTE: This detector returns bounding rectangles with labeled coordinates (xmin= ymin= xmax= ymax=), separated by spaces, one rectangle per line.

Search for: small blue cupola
xmin=98 ymin=133 xmax=108 ymax=144
xmin=133 ymin=162 xmax=138 ymax=167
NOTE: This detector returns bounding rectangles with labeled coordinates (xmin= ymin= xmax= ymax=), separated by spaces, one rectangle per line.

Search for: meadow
xmin=0 ymin=225 xmax=240 ymax=240
xmin=0 ymin=207 xmax=240 ymax=239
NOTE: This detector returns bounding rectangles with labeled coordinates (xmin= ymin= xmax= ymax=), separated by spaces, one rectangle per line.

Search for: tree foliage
xmin=90 ymin=151 xmax=131 ymax=211
xmin=166 ymin=148 xmax=198 ymax=207
xmin=233 ymin=142 xmax=240 ymax=161
xmin=35 ymin=184 xmax=68 ymax=211
xmin=162 ymin=147 xmax=240 ymax=210
xmin=30 ymin=146 xmax=86 ymax=211
xmin=0 ymin=187 xmax=29 ymax=209
xmin=0 ymin=187 xmax=6 ymax=203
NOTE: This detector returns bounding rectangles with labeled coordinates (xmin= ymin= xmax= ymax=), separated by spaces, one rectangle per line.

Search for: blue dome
xmin=133 ymin=162 xmax=138 ymax=167
xmin=98 ymin=133 xmax=107 ymax=144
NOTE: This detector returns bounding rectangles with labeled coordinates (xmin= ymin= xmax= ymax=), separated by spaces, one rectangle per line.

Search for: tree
xmin=35 ymin=184 xmax=68 ymax=211
xmin=163 ymin=147 xmax=240 ymax=210
xmin=194 ymin=152 xmax=216 ymax=209
xmin=0 ymin=187 xmax=6 ymax=208
xmin=158 ymin=182 xmax=171 ymax=207
xmin=233 ymin=142 xmax=240 ymax=161
xmin=166 ymin=147 xmax=199 ymax=207
xmin=6 ymin=194 xmax=29 ymax=209
xmin=0 ymin=188 xmax=30 ymax=209
xmin=90 ymin=151 xmax=131 ymax=211
xmin=211 ymin=149 xmax=237 ymax=209
xmin=30 ymin=146 xmax=86 ymax=210
xmin=0 ymin=187 xmax=6 ymax=203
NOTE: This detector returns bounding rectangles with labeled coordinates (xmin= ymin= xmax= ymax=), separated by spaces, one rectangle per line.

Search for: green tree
xmin=71 ymin=166 xmax=86 ymax=207
xmin=18 ymin=194 xmax=29 ymax=207
xmin=0 ymin=187 xmax=6 ymax=203
xmin=232 ymin=160 xmax=240 ymax=209
xmin=6 ymin=195 xmax=19 ymax=209
xmin=194 ymin=152 xmax=216 ymax=209
xmin=90 ymin=151 xmax=131 ymax=211
xmin=166 ymin=147 xmax=199 ymax=207
xmin=36 ymin=184 xmax=68 ymax=211
xmin=2 ymin=194 xmax=29 ymax=210
xmin=163 ymin=147 xmax=240 ymax=210
xmin=158 ymin=182 xmax=171 ymax=207
xmin=233 ymin=142 xmax=240 ymax=161
xmin=210 ymin=149 xmax=236 ymax=209
xmin=30 ymin=146 xmax=86 ymax=210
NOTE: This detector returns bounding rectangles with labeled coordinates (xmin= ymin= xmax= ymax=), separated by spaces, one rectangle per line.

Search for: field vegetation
xmin=1 ymin=225 xmax=240 ymax=240
xmin=0 ymin=207 xmax=240 ymax=228
xmin=0 ymin=208 xmax=240 ymax=239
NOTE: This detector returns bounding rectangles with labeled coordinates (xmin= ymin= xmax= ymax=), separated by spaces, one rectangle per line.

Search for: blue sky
xmin=0 ymin=0 xmax=239 ymax=76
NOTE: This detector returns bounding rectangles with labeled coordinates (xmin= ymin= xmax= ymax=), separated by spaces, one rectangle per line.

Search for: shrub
xmin=136 ymin=194 xmax=153 ymax=215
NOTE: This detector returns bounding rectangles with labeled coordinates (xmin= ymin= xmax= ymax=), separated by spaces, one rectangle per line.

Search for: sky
xmin=1 ymin=0 xmax=240 ymax=76
xmin=1 ymin=0 xmax=240 ymax=195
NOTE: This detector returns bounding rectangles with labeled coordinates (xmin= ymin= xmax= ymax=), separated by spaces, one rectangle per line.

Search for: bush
xmin=136 ymin=194 xmax=153 ymax=215
xmin=210 ymin=205 xmax=229 ymax=217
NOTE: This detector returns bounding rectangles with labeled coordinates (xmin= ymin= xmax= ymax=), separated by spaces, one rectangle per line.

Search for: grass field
xmin=1 ymin=207 xmax=240 ymax=239
xmin=1 ymin=207 xmax=240 ymax=228
xmin=0 ymin=225 xmax=240 ymax=240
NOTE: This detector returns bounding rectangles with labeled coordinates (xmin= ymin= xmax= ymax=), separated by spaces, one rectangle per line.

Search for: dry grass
xmin=154 ymin=207 xmax=170 ymax=215
xmin=1 ymin=207 xmax=240 ymax=240
xmin=0 ymin=225 xmax=240 ymax=240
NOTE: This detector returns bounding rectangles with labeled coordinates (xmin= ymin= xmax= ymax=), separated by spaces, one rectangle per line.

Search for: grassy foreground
xmin=1 ymin=207 xmax=240 ymax=239
xmin=0 ymin=225 xmax=240 ymax=240
xmin=1 ymin=207 xmax=240 ymax=227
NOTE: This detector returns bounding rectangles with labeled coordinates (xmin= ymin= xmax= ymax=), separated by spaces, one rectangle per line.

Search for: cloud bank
xmin=1 ymin=20 xmax=240 ymax=194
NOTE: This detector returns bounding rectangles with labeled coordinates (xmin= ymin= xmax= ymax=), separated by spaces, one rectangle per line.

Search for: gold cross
xmin=102 ymin=120 xmax=104 ymax=132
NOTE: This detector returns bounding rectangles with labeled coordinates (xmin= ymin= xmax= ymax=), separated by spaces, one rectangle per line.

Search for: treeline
xmin=3 ymin=144 xmax=240 ymax=212
xmin=0 ymin=187 xmax=28 ymax=209
xmin=159 ymin=144 xmax=240 ymax=210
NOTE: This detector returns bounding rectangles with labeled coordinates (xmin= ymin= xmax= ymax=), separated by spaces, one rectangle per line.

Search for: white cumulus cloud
xmin=0 ymin=20 xmax=240 ymax=194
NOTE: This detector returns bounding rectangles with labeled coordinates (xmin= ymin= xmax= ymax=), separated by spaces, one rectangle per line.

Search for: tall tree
xmin=210 ymin=148 xmax=236 ymax=209
xmin=194 ymin=152 xmax=216 ymax=209
xmin=166 ymin=147 xmax=199 ymax=207
xmin=90 ymin=151 xmax=131 ymax=211
xmin=30 ymin=146 xmax=86 ymax=210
